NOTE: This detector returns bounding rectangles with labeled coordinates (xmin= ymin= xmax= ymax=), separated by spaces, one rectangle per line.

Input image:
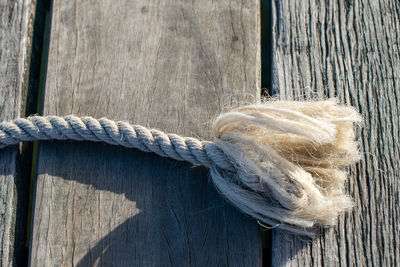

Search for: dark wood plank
xmin=271 ymin=0 xmax=400 ymax=266
xmin=29 ymin=0 xmax=262 ymax=265
xmin=0 ymin=0 xmax=33 ymax=265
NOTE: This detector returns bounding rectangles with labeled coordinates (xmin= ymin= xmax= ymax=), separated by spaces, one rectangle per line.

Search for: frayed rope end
xmin=210 ymin=99 xmax=362 ymax=236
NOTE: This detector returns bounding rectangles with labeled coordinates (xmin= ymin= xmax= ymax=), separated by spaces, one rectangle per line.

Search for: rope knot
xmin=210 ymin=99 xmax=362 ymax=236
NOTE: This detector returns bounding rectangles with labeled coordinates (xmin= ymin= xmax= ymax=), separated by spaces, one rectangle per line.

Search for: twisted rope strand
xmin=0 ymin=115 xmax=233 ymax=171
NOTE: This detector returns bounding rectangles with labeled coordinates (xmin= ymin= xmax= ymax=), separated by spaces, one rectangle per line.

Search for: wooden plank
xmin=0 ymin=0 xmax=33 ymax=265
xmin=271 ymin=0 xmax=400 ymax=266
xmin=29 ymin=0 xmax=262 ymax=265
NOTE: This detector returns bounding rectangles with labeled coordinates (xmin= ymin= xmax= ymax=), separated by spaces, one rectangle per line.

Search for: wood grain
xmin=29 ymin=0 xmax=262 ymax=265
xmin=271 ymin=0 xmax=400 ymax=266
xmin=0 ymin=0 xmax=33 ymax=265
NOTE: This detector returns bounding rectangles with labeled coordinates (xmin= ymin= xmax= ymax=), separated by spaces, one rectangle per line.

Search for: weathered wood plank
xmin=0 ymin=0 xmax=33 ymax=265
xmin=271 ymin=0 xmax=400 ymax=266
xmin=29 ymin=0 xmax=262 ymax=265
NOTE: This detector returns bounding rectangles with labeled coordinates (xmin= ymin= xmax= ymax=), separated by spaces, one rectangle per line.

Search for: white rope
xmin=0 ymin=115 xmax=233 ymax=171
xmin=0 ymin=99 xmax=362 ymax=237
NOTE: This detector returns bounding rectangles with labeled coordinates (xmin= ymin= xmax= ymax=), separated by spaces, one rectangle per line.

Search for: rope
xmin=0 ymin=115 xmax=233 ymax=171
xmin=0 ymin=100 xmax=362 ymax=236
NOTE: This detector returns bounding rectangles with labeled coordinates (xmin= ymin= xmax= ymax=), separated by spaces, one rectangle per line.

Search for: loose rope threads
xmin=0 ymin=99 xmax=362 ymax=236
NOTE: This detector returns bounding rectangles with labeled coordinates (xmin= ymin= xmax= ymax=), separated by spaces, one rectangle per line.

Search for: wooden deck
xmin=0 ymin=0 xmax=33 ymax=265
xmin=0 ymin=0 xmax=399 ymax=266
xmin=270 ymin=1 xmax=399 ymax=266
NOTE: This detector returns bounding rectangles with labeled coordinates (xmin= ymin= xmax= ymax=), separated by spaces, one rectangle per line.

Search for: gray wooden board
xmin=271 ymin=0 xmax=399 ymax=266
xmin=29 ymin=0 xmax=262 ymax=265
xmin=0 ymin=0 xmax=33 ymax=265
